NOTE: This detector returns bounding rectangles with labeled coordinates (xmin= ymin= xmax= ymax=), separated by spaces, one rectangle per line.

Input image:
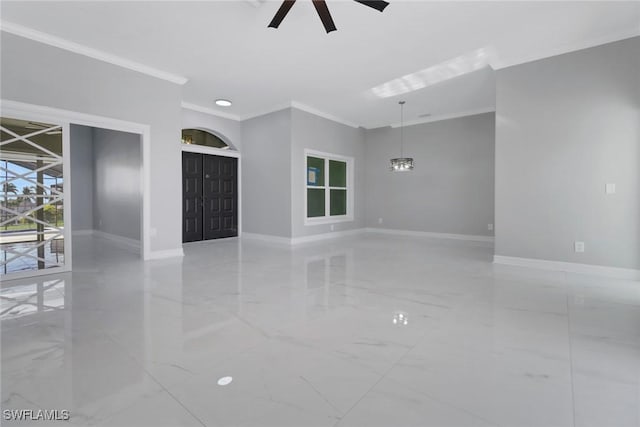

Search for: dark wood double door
xmin=182 ymin=152 xmax=238 ymax=242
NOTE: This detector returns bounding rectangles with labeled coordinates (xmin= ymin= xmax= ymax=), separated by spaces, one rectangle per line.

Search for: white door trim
xmin=1 ymin=99 xmax=152 ymax=265
xmin=180 ymin=144 xmax=240 ymax=158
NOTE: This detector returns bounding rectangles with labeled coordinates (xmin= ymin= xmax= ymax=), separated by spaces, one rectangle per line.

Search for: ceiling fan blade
xmin=312 ymin=0 xmax=337 ymax=33
xmin=268 ymin=0 xmax=296 ymax=28
xmin=353 ymin=0 xmax=389 ymax=12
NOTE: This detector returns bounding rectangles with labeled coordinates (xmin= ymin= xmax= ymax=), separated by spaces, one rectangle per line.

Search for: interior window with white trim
xmin=306 ymin=151 xmax=352 ymax=222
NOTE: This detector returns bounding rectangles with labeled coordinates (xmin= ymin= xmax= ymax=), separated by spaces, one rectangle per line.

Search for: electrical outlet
xmin=378 ymin=218 xmax=383 ymax=224
xmin=330 ymin=224 xmax=334 ymax=231
xmin=488 ymin=223 xmax=494 ymax=231
xmin=605 ymin=183 xmax=616 ymax=194
xmin=574 ymin=241 xmax=585 ymax=253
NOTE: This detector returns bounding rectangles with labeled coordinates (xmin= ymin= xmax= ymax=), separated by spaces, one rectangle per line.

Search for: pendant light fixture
xmin=390 ymin=101 xmax=414 ymax=171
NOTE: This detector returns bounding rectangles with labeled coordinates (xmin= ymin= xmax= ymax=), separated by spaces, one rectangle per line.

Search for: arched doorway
xmin=181 ymin=128 xmax=239 ymax=242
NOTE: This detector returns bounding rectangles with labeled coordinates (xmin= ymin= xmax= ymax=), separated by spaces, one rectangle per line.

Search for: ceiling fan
xmin=268 ymin=0 xmax=389 ymax=33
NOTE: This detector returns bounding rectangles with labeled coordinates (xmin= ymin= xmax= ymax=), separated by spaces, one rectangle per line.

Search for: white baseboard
xmin=493 ymin=255 xmax=640 ymax=280
xmin=291 ymin=228 xmax=366 ymax=245
xmin=146 ymin=248 xmax=184 ymax=260
xmin=243 ymin=228 xmax=491 ymax=245
xmin=73 ymin=229 xmax=182 ymax=260
xmin=242 ymin=229 xmax=366 ymax=245
xmin=365 ymin=227 xmax=495 ymax=243
xmin=241 ymin=232 xmax=292 ymax=245
xmin=93 ymin=230 xmax=140 ymax=251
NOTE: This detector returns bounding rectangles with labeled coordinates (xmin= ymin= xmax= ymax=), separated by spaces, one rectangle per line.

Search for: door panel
xmin=203 ymin=155 xmax=237 ymax=240
xmin=182 ymin=153 xmax=237 ymax=242
xmin=182 ymin=152 xmax=203 ymax=243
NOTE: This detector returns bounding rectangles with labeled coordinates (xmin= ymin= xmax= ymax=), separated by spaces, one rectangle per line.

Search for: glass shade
xmin=390 ymin=157 xmax=414 ymax=172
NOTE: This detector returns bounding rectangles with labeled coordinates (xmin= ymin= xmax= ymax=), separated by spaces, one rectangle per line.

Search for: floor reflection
xmin=0 ymin=277 xmax=65 ymax=320
xmin=0 ymin=232 xmax=65 ymax=275
xmin=1 ymin=235 xmax=638 ymax=426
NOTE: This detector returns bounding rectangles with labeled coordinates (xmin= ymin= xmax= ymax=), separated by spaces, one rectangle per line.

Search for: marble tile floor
xmin=1 ymin=234 xmax=638 ymax=427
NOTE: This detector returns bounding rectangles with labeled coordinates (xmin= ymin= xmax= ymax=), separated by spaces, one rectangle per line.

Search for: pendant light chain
xmin=399 ymin=101 xmax=405 ymax=158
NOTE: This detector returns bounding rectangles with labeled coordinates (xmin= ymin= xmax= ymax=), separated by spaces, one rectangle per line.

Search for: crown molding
xmin=290 ymin=101 xmax=360 ymax=128
xmin=181 ymin=102 xmax=241 ymax=121
xmin=238 ymin=102 xmax=293 ymax=122
xmin=1 ymin=20 xmax=189 ymax=85
xmin=492 ymin=27 xmax=640 ymax=70
xmin=182 ymin=100 xmax=493 ymax=130
xmin=387 ymin=107 xmax=495 ymax=129
xmin=238 ymin=101 xmax=360 ymax=128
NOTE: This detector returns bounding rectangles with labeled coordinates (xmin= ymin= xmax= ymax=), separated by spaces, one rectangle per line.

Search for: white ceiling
xmin=1 ymin=1 xmax=639 ymax=128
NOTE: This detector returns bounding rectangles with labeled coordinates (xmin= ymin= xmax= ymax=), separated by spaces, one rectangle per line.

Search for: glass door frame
xmin=1 ymin=114 xmax=72 ymax=280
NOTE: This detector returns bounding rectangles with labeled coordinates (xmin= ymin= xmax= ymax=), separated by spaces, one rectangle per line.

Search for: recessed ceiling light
xmin=215 ymin=99 xmax=232 ymax=107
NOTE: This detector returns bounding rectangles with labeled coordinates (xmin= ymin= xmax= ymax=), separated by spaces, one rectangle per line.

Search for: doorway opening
xmin=1 ymin=100 xmax=152 ymax=280
xmin=182 ymin=152 xmax=238 ymax=242
xmin=70 ymin=125 xmax=143 ymax=259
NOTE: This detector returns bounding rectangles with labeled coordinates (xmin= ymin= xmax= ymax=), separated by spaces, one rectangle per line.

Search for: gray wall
xmin=69 ymin=124 xmax=94 ymax=232
xmin=495 ymin=36 xmax=640 ymax=269
xmin=291 ymin=108 xmax=366 ymax=238
xmin=92 ymin=128 xmax=141 ymax=241
xmin=365 ymin=113 xmax=495 ymax=236
xmin=241 ymin=109 xmax=292 ymax=238
xmin=1 ymin=33 xmax=183 ymax=254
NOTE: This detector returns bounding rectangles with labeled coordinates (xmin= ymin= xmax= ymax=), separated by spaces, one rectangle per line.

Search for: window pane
xmin=307 ymin=188 xmax=325 ymax=217
xmin=330 ymin=189 xmax=347 ymax=216
xmin=329 ymin=160 xmax=346 ymax=187
xmin=181 ymin=129 xmax=228 ymax=149
xmin=307 ymin=156 xmax=324 ymax=186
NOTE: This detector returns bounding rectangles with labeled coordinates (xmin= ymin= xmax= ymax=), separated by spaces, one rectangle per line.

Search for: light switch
xmin=574 ymin=241 xmax=585 ymax=253
xmin=605 ymin=183 xmax=616 ymax=194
